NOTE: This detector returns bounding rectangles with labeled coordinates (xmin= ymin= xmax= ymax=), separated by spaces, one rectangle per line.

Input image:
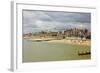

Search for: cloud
xmin=22 ymin=10 xmax=91 ymax=33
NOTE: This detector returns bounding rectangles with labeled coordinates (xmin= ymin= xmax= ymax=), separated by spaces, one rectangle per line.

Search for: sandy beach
xmin=48 ymin=39 xmax=91 ymax=46
xmin=24 ymin=37 xmax=90 ymax=46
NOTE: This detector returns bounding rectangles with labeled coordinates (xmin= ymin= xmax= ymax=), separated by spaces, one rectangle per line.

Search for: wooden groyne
xmin=78 ymin=51 xmax=91 ymax=56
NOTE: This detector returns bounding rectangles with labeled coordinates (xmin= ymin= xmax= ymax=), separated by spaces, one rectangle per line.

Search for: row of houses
xmin=23 ymin=28 xmax=91 ymax=39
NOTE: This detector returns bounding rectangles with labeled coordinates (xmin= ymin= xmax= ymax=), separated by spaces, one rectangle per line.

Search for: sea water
xmin=22 ymin=39 xmax=91 ymax=62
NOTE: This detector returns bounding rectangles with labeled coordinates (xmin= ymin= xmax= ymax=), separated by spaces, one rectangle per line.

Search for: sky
xmin=22 ymin=10 xmax=91 ymax=34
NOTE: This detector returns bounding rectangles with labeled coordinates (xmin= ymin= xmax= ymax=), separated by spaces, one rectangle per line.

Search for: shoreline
xmin=24 ymin=37 xmax=90 ymax=46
